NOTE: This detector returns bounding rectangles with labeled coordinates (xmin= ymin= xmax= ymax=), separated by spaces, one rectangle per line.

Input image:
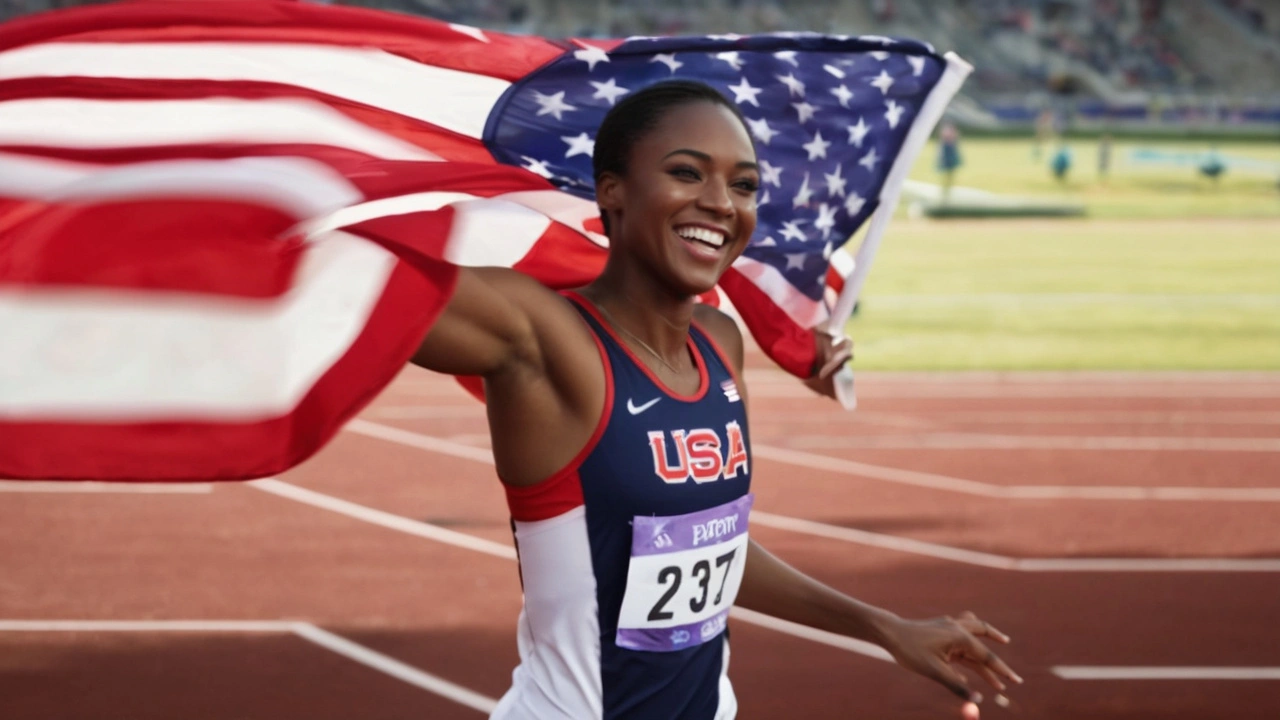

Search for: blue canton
xmin=483 ymin=33 xmax=945 ymax=304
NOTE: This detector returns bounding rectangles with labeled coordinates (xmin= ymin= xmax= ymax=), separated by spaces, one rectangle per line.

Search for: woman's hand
xmin=802 ymin=329 xmax=853 ymax=399
xmin=880 ymin=611 xmax=1022 ymax=715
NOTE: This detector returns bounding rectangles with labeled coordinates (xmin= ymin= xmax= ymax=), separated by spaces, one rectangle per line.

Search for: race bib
xmin=615 ymin=494 xmax=753 ymax=652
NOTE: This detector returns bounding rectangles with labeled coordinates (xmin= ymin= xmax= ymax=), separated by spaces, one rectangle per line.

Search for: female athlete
xmin=410 ymin=80 xmax=1020 ymax=719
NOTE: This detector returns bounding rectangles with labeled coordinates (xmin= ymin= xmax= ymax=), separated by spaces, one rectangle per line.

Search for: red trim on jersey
xmin=563 ymin=291 xmax=709 ymax=402
xmin=501 ymin=305 xmax=614 ymax=522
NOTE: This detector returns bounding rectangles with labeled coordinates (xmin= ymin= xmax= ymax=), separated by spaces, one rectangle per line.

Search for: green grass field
xmin=841 ymin=137 xmax=1280 ymax=370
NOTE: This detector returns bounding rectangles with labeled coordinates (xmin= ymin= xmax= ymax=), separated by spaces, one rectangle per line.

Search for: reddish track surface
xmin=3 ymin=364 xmax=1279 ymax=719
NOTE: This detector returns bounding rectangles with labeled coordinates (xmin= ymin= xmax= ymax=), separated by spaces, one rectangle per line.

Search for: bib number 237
xmin=615 ymin=494 xmax=753 ymax=653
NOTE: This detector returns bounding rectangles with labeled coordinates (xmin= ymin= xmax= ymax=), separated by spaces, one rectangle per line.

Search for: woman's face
xmin=598 ymin=101 xmax=759 ymax=295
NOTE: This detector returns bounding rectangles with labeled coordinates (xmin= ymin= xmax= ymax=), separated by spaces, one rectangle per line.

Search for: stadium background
xmin=2 ymin=1 xmax=1278 ymax=719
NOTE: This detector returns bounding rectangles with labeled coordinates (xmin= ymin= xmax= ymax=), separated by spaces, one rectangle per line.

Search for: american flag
xmin=0 ymin=1 xmax=969 ymax=481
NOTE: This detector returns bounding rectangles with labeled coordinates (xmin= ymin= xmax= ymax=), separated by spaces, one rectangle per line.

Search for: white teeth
xmin=675 ymin=226 xmax=726 ymax=247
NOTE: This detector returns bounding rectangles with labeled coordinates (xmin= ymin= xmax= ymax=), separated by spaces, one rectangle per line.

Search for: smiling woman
xmin=409 ymin=80 xmax=1020 ymax=719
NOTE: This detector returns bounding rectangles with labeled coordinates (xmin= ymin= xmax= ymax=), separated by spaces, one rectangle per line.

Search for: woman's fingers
xmin=960 ymin=657 xmax=1007 ymax=692
xmin=961 ymin=636 xmax=1023 ymax=686
xmin=817 ymin=341 xmax=853 ymax=377
xmin=956 ymin=613 xmax=1011 ymax=644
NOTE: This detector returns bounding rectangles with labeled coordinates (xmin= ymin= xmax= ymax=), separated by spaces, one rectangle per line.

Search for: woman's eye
xmin=735 ymin=180 xmax=760 ymax=193
xmin=670 ymin=166 xmax=701 ymax=180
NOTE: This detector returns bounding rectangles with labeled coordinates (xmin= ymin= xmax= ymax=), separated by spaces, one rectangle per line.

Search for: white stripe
xmin=248 ymin=477 xmax=516 ymax=560
xmin=0 ymin=153 xmax=362 ymax=219
xmin=341 ymin=420 xmax=1280 ymax=569
xmin=752 ymin=443 xmax=1280 ymax=501
xmin=785 ymin=433 xmax=1280 ymax=452
xmin=0 ymin=231 xmax=395 ymax=418
xmin=301 ymin=192 xmax=552 ymax=268
xmin=1053 ymin=666 xmax=1280 ymax=681
xmin=0 ymin=481 xmax=212 ymax=493
xmin=291 ymin=623 xmax=498 ymax=713
xmin=0 ymin=42 xmax=508 ymax=139
xmin=0 ymin=98 xmax=439 ymax=161
xmin=730 ymin=255 xmax=827 ymax=328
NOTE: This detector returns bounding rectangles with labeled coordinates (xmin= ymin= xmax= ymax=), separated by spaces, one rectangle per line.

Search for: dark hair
xmin=592 ymin=80 xmax=751 ymax=236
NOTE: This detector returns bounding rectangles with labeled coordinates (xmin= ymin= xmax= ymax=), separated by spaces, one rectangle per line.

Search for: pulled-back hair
xmin=592 ymin=80 xmax=751 ymax=236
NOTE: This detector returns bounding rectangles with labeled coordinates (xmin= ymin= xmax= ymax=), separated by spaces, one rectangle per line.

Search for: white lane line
xmin=364 ymin=406 xmax=486 ymax=420
xmin=291 ymin=623 xmax=498 ymax=713
xmin=750 ymin=512 xmax=1280 ymax=573
xmin=0 ymin=620 xmax=498 ymax=712
xmin=730 ymin=608 xmax=892 ymax=662
xmin=750 ymin=444 xmax=1280 ymax=502
xmin=0 ymin=620 xmax=292 ymax=632
xmin=742 ymin=385 xmax=1280 ymax=399
xmin=1052 ymin=666 xmax=1280 ymax=681
xmin=785 ymin=433 xmax=1280 ymax=452
xmin=248 ymin=477 xmax=515 ymax=561
xmin=750 ymin=410 xmax=1280 ymax=426
xmin=338 ymin=421 xmax=1280 ymax=572
xmin=0 ymin=481 xmax=213 ymax=494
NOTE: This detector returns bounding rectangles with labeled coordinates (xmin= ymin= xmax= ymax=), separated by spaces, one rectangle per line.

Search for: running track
xmin=3 ymin=364 xmax=1279 ymax=719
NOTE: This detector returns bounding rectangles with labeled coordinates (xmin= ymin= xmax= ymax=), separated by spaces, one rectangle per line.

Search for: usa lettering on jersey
xmin=647 ymin=421 xmax=748 ymax=484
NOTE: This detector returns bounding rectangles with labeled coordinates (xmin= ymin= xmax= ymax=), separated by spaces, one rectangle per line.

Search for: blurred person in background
xmin=937 ymin=121 xmax=963 ymax=201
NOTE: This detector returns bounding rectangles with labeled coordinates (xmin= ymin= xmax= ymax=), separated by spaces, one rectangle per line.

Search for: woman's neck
xmin=582 ymin=263 xmax=696 ymax=365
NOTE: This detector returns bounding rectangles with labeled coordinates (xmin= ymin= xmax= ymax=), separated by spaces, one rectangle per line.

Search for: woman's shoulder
xmin=691 ymin=303 xmax=745 ymax=376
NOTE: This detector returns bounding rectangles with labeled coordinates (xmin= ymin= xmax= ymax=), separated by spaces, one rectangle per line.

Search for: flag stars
xmin=858 ymin=147 xmax=881 ymax=171
xmin=824 ymin=164 xmax=847 ymax=197
xmin=908 ymin=55 xmax=926 ymax=76
xmin=747 ymin=117 xmax=778 ymax=145
xmin=774 ymin=50 xmax=799 ymax=66
xmin=785 ymin=253 xmax=808 ymax=271
xmin=859 ymin=34 xmax=897 ymax=45
xmin=590 ymin=78 xmax=629 ymax=106
xmin=532 ymin=90 xmax=576 ymax=120
xmin=716 ymin=51 xmax=745 ymax=71
xmin=728 ymin=77 xmax=763 ymax=106
xmin=885 ymin=99 xmax=905 ymax=129
xmin=802 ymin=130 xmax=830 ymax=161
xmin=573 ymin=45 xmax=611 ymax=71
xmin=777 ymin=73 xmax=806 ymax=97
xmin=791 ymin=101 xmax=818 ymax=124
xmin=760 ymin=159 xmax=783 ymax=187
xmin=822 ymin=242 xmax=834 ymax=260
xmin=561 ymin=132 xmax=595 ymax=158
xmin=792 ymin=172 xmax=815 ymax=207
xmin=779 ymin=219 xmax=808 ymax=242
xmin=830 ymin=84 xmax=854 ymax=108
xmin=759 ymin=189 xmax=771 ymax=205
xmin=869 ymin=69 xmax=895 ymax=94
xmin=847 ymin=116 xmax=871 ymax=147
xmin=845 ymin=192 xmax=867 ymax=216
xmin=521 ymin=156 xmax=554 ymax=178
xmin=814 ymin=203 xmax=838 ymax=239
xmin=650 ymin=53 xmax=683 ymax=73
xmin=869 ymin=51 xmax=890 ymax=61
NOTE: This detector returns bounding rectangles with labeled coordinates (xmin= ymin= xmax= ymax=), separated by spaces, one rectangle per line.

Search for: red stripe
xmin=0 ymin=198 xmax=303 ymax=298
xmin=718 ymin=267 xmax=816 ymax=378
xmin=0 ymin=143 xmax=387 ymax=168
xmin=0 ymin=0 xmax=565 ymax=82
xmin=0 ymin=77 xmax=495 ymax=163
xmin=0 ymin=259 xmax=457 ymax=481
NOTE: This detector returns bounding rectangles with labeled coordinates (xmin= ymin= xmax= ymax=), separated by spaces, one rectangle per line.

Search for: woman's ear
xmin=596 ymin=172 xmax=622 ymax=214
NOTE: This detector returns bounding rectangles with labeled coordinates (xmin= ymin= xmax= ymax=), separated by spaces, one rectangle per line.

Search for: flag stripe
xmin=0 ymin=258 xmax=456 ymax=480
xmin=0 ymin=97 xmax=440 ymax=161
xmin=0 ymin=231 xmax=396 ymax=417
xmin=0 ymin=42 xmax=511 ymax=139
xmin=0 ymin=153 xmax=362 ymax=219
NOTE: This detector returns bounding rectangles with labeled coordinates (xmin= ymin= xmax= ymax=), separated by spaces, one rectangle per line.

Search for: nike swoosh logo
xmin=627 ymin=397 xmax=662 ymax=415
